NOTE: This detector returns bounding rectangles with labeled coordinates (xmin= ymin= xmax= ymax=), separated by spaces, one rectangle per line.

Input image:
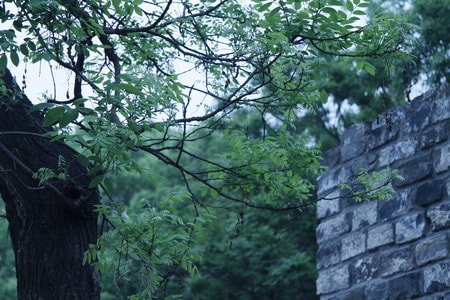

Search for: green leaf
xmin=59 ymin=108 xmax=79 ymax=127
xmin=358 ymin=2 xmax=370 ymax=8
xmin=322 ymin=7 xmax=337 ymax=16
xmin=113 ymin=83 xmax=144 ymax=96
xmin=103 ymin=177 xmax=114 ymax=192
xmin=319 ymin=89 xmax=328 ymax=103
xmin=353 ymin=10 xmax=366 ymax=15
xmin=364 ymin=62 xmax=376 ymax=76
xmin=19 ymin=44 xmax=29 ymax=56
xmin=76 ymin=153 xmax=90 ymax=167
xmin=258 ymin=2 xmax=272 ymax=12
xmin=10 ymin=51 xmax=19 ymax=66
xmin=89 ymin=175 xmax=104 ymax=188
xmin=0 ymin=55 xmax=7 ymax=71
xmin=27 ymin=40 xmax=36 ymax=51
xmin=28 ymin=102 xmax=55 ymax=113
xmin=42 ymin=106 xmax=65 ymax=127
xmin=329 ymin=0 xmax=342 ymax=5
xmin=355 ymin=61 xmax=364 ymax=71
xmin=346 ymin=0 xmax=354 ymax=11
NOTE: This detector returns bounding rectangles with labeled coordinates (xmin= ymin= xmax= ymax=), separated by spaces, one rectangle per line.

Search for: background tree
xmin=0 ymin=0 xmax=407 ymax=298
xmin=296 ymin=0 xmax=450 ymax=149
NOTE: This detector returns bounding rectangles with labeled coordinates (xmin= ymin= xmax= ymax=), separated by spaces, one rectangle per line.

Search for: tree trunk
xmin=0 ymin=69 xmax=100 ymax=299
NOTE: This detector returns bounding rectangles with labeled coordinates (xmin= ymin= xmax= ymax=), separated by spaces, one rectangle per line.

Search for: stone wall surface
xmin=316 ymin=85 xmax=450 ymax=299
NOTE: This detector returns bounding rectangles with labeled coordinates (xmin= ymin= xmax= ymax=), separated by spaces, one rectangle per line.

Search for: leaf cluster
xmin=0 ymin=0 xmax=411 ymax=297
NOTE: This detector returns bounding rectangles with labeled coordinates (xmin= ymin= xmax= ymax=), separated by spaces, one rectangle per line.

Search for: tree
xmin=0 ymin=69 xmax=100 ymax=298
xmin=298 ymin=0 xmax=450 ymax=150
xmin=97 ymin=126 xmax=319 ymax=298
xmin=0 ymin=0 xmax=407 ymax=298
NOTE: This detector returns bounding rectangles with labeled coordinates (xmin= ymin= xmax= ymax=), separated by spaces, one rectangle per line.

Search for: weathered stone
xmin=316 ymin=213 xmax=351 ymax=243
xmin=351 ymin=256 xmax=378 ymax=284
xmin=340 ymin=288 xmax=364 ymax=300
xmin=423 ymin=262 xmax=450 ymax=293
xmin=348 ymin=153 xmax=377 ymax=175
xmin=367 ymin=223 xmax=394 ymax=250
xmin=317 ymin=190 xmax=341 ymax=219
xmin=416 ymin=179 xmax=444 ymax=206
xmin=434 ymin=142 xmax=450 ymax=173
xmin=379 ymin=188 xmax=413 ymax=221
xmin=427 ymin=202 xmax=450 ymax=232
xmin=421 ymin=123 xmax=449 ymax=149
xmin=387 ymin=272 xmax=421 ymax=299
xmin=405 ymin=100 xmax=431 ymax=132
xmin=364 ymin=282 xmax=388 ymax=300
xmin=432 ymin=94 xmax=450 ymax=123
xmin=377 ymin=136 xmax=418 ymax=167
xmin=352 ymin=201 xmax=377 ymax=230
xmin=315 ymin=86 xmax=450 ymax=299
xmin=371 ymin=105 xmax=407 ymax=131
xmin=316 ymin=264 xmax=350 ymax=295
xmin=341 ymin=231 xmax=366 ymax=261
xmin=444 ymin=292 xmax=450 ymax=300
xmin=368 ymin=122 xmax=399 ymax=150
xmin=415 ymin=234 xmax=449 ymax=266
xmin=414 ymin=296 xmax=444 ymax=300
xmin=396 ymin=154 xmax=432 ymax=186
xmin=379 ymin=246 xmax=414 ymax=277
xmin=321 ymin=147 xmax=341 ymax=169
xmin=341 ymin=123 xmax=368 ymax=162
xmin=318 ymin=167 xmax=351 ymax=197
xmin=395 ymin=212 xmax=426 ymax=244
xmin=317 ymin=239 xmax=341 ymax=270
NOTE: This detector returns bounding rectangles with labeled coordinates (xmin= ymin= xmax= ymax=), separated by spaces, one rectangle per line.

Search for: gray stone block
xmin=367 ymin=223 xmax=394 ymax=250
xmin=423 ymin=261 xmax=450 ymax=293
xmin=432 ymin=94 xmax=450 ymax=123
xmin=317 ymin=239 xmax=341 ymax=270
xmin=427 ymin=202 xmax=450 ymax=232
xmin=416 ymin=179 xmax=444 ymax=206
xmin=321 ymin=147 xmax=341 ymax=169
xmin=351 ymin=201 xmax=377 ymax=230
xmin=434 ymin=142 xmax=450 ymax=173
xmin=387 ymin=272 xmax=421 ymax=299
xmin=377 ymin=136 xmax=418 ymax=167
xmin=368 ymin=122 xmax=399 ymax=150
xmin=365 ymin=282 xmax=388 ymax=300
xmin=380 ymin=246 xmax=414 ymax=277
xmin=395 ymin=212 xmax=426 ymax=244
xmin=415 ymin=234 xmax=449 ymax=266
xmin=341 ymin=231 xmax=366 ymax=261
xmin=405 ymin=100 xmax=431 ymax=132
xmin=316 ymin=264 xmax=350 ymax=295
xmin=317 ymin=190 xmax=341 ymax=219
xmin=379 ymin=188 xmax=413 ymax=221
xmin=318 ymin=167 xmax=351 ymax=197
xmin=444 ymin=291 xmax=450 ymax=300
xmin=421 ymin=123 xmax=449 ymax=149
xmin=316 ymin=213 xmax=351 ymax=243
xmin=340 ymin=288 xmax=364 ymax=300
xmin=396 ymin=154 xmax=432 ymax=186
xmin=351 ymin=256 xmax=378 ymax=284
xmin=341 ymin=123 xmax=368 ymax=162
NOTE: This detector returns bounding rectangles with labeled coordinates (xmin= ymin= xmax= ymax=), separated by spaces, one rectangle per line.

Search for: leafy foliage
xmin=0 ymin=0 xmax=410 ymax=297
xmin=298 ymin=0 xmax=450 ymax=150
xmin=339 ymin=168 xmax=404 ymax=202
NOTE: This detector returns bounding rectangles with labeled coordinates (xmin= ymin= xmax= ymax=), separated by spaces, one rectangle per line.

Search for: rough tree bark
xmin=0 ymin=69 xmax=100 ymax=299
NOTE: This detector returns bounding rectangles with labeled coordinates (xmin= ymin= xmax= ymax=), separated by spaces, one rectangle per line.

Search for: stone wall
xmin=316 ymin=85 xmax=450 ymax=299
